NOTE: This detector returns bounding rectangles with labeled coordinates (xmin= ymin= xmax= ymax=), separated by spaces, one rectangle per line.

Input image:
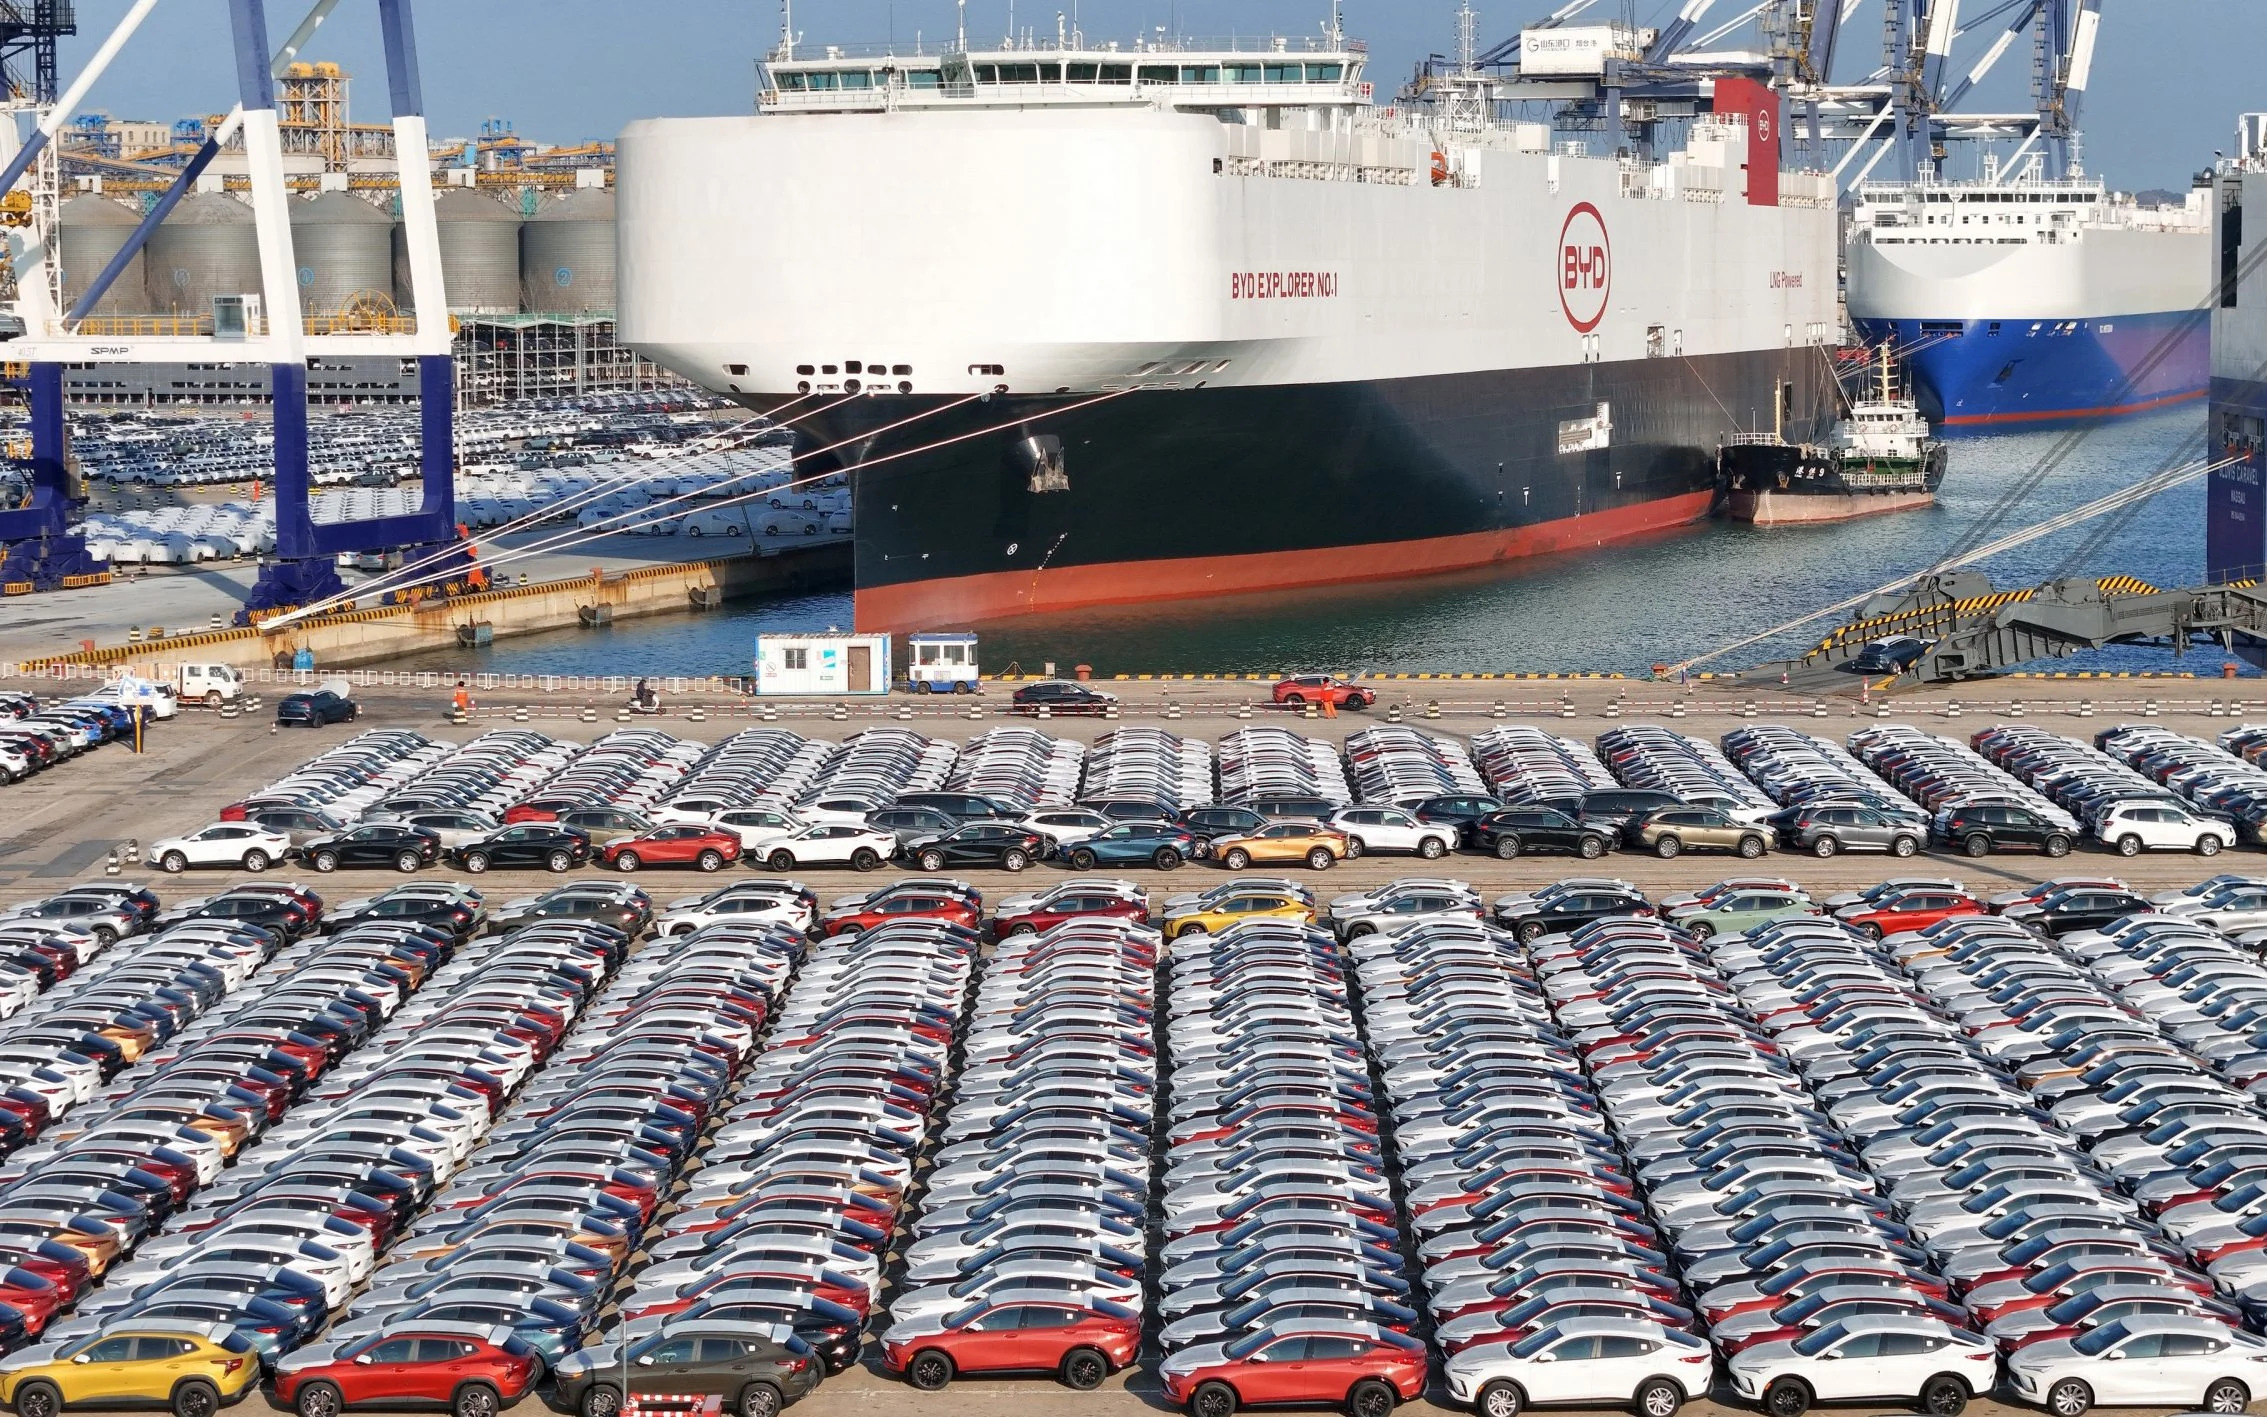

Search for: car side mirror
xmin=636 ymin=1356 xmax=655 ymax=1367
xmin=1535 ymin=1353 xmax=1554 ymax=1363
xmin=354 ymin=1355 xmax=374 ymax=1366
xmin=72 ymin=1354 xmax=89 ymax=1365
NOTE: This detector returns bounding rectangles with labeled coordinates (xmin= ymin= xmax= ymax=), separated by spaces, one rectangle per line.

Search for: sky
xmin=51 ymin=0 xmax=2267 ymax=193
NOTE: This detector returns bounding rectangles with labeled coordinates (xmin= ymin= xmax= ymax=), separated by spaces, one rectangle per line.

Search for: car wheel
xmin=1634 ymin=1378 xmax=1684 ymax=1417
xmin=1003 ymin=848 xmax=1030 ymax=872
xmin=172 ymin=1379 xmax=220 ymax=1417
xmin=1069 ymin=848 xmax=1098 ymax=871
xmin=1477 ymin=1381 xmax=1523 ymax=1417
xmin=160 ymin=850 xmax=186 ymax=873
xmin=2044 ymin=834 xmax=2072 ymax=857
xmin=1918 ymin=1375 xmax=1969 ymax=1417
xmin=14 ymin=1381 xmax=58 ymax=1417
xmin=1516 ymin=922 xmax=1543 ymax=944
xmin=579 ymin=1384 xmax=621 ymax=1417
xmin=1860 ymin=921 xmax=1885 ymax=941
xmin=546 ymin=850 xmax=572 ymax=873
xmin=1191 ymin=1381 xmax=1239 ymax=1417
xmin=396 ymin=851 xmax=422 ymax=873
xmin=1175 ymin=921 xmax=1209 ymax=938
xmin=1762 ymin=1378 xmax=1812 ymax=1417
xmin=767 ymin=850 xmax=796 ymax=872
xmin=90 ymin=925 xmax=117 ymax=946
xmin=2206 ymin=1380 xmax=2250 ymax=1414
xmin=462 ymin=852 xmax=489 ymax=874
xmin=1654 ymin=836 xmax=1682 ymax=859
xmin=1283 ymin=693 xmax=1305 ymax=707
xmin=849 ymin=848 xmax=879 ymax=872
xmin=1418 ymin=835 xmax=1446 ymax=859
xmin=918 ymin=849 xmax=946 ymax=872
xmin=453 ymin=1385 xmax=500 ymax=1417
xmin=736 ymin=1383 xmax=782 ymax=1417
xmin=311 ymin=850 xmax=339 ymax=873
xmin=1007 ymin=921 xmax=1036 ymax=935
xmin=614 ymin=851 xmax=641 ymax=872
xmin=1962 ymin=833 xmax=1992 ymax=857
xmin=295 ymin=1382 xmax=343 ymax=1417
xmin=1306 ymin=846 xmax=1335 ymax=870
xmin=1222 ymin=848 xmax=1251 ymax=871
xmin=2046 ymin=1379 xmax=2092 ymax=1417
xmin=696 ymin=850 xmax=724 ymax=872
xmin=243 ymin=849 xmax=270 ymax=872
xmin=1494 ymin=836 xmax=1519 ymax=859
xmin=1060 ymin=1347 xmax=1108 ymax=1391
xmin=1577 ymin=835 xmax=1607 ymax=859
xmin=905 ymin=1350 xmax=953 ymax=1391
xmin=1348 ymin=922 xmax=1376 ymax=938
xmin=2201 ymin=833 xmax=2227 ymax=857
xmin=1685 ymin=919 xmax=1715 ymax=940
xmin=1891 ymin=835 xmax=1919 ymax=857
xmin=1344 ymin=836 xmax=1365 ymax=860
xmin=1153 ymin=847 xmax=1183 ymax=871
xmin=2116 ymin=833 xmax=2143 ymax=857
xmin=1346 ymin=1379 xmax=1396 ymax=1417
xmin=1812 ymin=835 xmax=1839 ymax=858
xmin=1737 ymin=834 xmax=1767 ymax=859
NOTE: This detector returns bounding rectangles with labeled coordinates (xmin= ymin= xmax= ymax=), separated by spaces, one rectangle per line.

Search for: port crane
xmin=0 ymin=0 xmax=465 ymax=618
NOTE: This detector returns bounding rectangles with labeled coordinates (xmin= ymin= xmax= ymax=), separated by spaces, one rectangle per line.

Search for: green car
xmin=1668 ymin=888 xmax=1818 ymax=939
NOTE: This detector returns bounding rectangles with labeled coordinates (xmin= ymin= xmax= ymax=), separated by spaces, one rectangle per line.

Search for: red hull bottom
xmin=855 ymin=490 xmax=1716 ymax=631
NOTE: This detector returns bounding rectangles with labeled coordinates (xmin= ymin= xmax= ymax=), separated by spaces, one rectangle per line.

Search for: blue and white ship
xmin=1847 ymin=173 xmax=2211 ymax=431
xmin=2208 ymin=116 xmax=2267 ymax=585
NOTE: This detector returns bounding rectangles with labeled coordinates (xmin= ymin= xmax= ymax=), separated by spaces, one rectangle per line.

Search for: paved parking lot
xmin=0 ymin=678 xmax=2257 ymax=1417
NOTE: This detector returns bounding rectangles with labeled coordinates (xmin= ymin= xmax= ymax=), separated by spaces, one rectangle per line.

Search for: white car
xmin=705 ymin=807 xmax=808 ymax=849
xmin=750 ymin=823 xmax=895 ymax=871
xmin=655 ymin=894 xmax=811 ymax=936
xmin=2095 ymin=802 xmax=2235 ymax=857
xmin=2007 ymin=1315 xmax=2267 ymax=1415
xmin=149 ymin=822 xmax=298 ymax=873
xmin=1329 ymin=807 xmax=1456 ymax=860
xmin=1725 ymin=1315 xmax=1998 ymax=1416
xmin=1444 ymin=1318 xmax=1713 ymax=1417
xmin=1019 ymin=809 xmax=1116 ymax=849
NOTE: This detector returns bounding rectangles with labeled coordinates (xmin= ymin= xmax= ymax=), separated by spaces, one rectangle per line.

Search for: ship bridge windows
xmin=1139 ymin=64 xmax=1177 ymax=83
xmin=1181 ymin=65 xmax=1219 ymax=83
xmin=1307 ymin=63 xmax=1344 ymax=81
xmin=1225 ymin=63 xmax=1261 ymax=82
xmin=906 ymin=68 xmax=942 ymax=88
xmin=974 ymin=63 xmax=1042 ymax=82
xmin=1264 ymin=63 xmax=1303 ymax=81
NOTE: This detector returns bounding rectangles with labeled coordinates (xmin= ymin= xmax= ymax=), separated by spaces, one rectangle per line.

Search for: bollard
xmin=1741 ymin=700 xmax=1757 ymax=719
xmin=2007 ymin=700 xmax=2024 ymax=719
xmin=1945 ymin=699 xmax=1961 ymax=718
xmin=1384 ymin=703 xmax=1402 ymax=723
xmin=104 ymin=850 xmax=119 ymax=876
xmin=966 ymin=703 xmax=984 ymax=721
xmin=2143 ymin=698 xmax=2160 ymax=717
xmin=1302 ymin=701 xmax=1318 ymax=721
xmin=2077 ymin=699 xmax=2094 ymax=718
xmin=1811 ymin=700 xmax=1828 ymax=718
xmin=1164 ymin=701 xmax=1183 ymax=720
xmin=688 ymin=708 xmax=706 ymax=723
xmin=2211 ymin=700 xmax=2227 ymax=719
xmin=1236 ymin=702 xmax=1254 ymax=720
xmin=1035 ymin=704 xmax=1051 ymax=721
xmin=1603 ymin=699 xmax=1621 ymax=719
xmin=760 ymin=706 xmax=779 ymax=722
xmin=1491 ymin=700 xmax=1508 ymax=719
xmin=580 ymin=706 xmax=597 ymax=723
xmin=1668 ymin=700 xmax=1685 ymax=719
xmin=221 ymin=704 xmax=240 ymax=720
xmin=1874 ymin=701 xmax=1892 ymax=718
xmin=1558 ymin=698 xmax=1576 ymax=720
xmin=894 ymin=703 xmax=913 ymax=721
xmin=513 ymin=705 xmax=529 ymax=723
xmin=452 ymin=708 xmax=468 ymax=726
xmin=830 ymin=703 xmax=849 ymax=722
xmin=208 ymin=614 xmax=222 ymax=632
xmin=127 ymin=627 xmax=141 ymax=643
xmin=1103 ymin=703 xmax=1120 ymax=719
xmin=1425 ymin=700 xmax=1442 ymax=720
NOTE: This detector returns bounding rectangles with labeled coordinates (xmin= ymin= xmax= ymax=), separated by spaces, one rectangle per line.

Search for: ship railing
xmin=772 ymin=35 xmax=1363 ymax=60
xmin=1723 ymin=432 xmax=1789 ymax=447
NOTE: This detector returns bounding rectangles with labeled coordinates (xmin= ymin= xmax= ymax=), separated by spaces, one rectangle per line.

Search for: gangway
xmin=1744 ymin=571 xmax=2267 ymax=687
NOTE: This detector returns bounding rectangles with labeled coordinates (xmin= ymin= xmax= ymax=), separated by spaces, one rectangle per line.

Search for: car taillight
xmin=222 ymin=1358 xmax=246 ymax=1376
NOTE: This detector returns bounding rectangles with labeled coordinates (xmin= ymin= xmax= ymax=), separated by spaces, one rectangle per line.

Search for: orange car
xmin=1272 ymin=674 xmax=1375 ymax=710
xmin=1207 ymin=821 xmax=1351 ymax=871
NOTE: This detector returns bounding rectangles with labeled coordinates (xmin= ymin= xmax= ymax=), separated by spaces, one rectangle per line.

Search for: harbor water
xmin=397 ymin=405 xmax=2216 ymax=679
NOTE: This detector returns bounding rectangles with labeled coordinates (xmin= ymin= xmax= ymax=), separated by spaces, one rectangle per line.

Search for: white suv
xmin=2096 ymin=801 xmax=2234 ymax=857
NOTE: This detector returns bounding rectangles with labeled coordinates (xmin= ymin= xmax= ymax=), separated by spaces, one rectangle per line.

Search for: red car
xmin=1271 ymin=675 xmax=1374 ymax=710
xmin=1837 ymin=888 xmax=1987 ymax=939
xmin=883 ymin=1295 xmax=1142 ymax=1391
xmin=992 ymin=886 xmax=1149 ymax=938
xmin=272 ymin=1322 xmax=543 ymax=1417
xmin=600 ymin=827 xmax=742 ymax=873
xmin=820 ymin=892 xmax=982 ymax=938
xmin=1158 ymin=1322 xmax=1427 ymax=1414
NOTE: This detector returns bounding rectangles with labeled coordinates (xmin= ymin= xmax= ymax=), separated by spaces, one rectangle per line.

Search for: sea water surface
xmin=399 ymin=405 xmax=2217 ymax=678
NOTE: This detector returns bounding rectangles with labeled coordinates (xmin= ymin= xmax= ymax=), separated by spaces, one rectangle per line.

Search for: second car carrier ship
xmin=616 ymin=14 xmax=1842 ymax=629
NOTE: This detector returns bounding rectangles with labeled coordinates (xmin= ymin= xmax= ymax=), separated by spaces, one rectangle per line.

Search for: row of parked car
xmin=0 ymin=692 xmax=154 ymax=788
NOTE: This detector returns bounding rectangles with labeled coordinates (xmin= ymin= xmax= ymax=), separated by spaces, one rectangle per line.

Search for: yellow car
xmin=1160 ymin=890 xmax=1317 ymax=938
xmin=0 ymin=1324 xmax=261 ymax=1417
xmin=1207 ymin=821 xmax=1352 ymax=872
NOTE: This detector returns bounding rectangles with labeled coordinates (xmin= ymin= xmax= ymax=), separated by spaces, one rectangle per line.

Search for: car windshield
xmin=1509 ymin=1329 xmax=1562 ymax=1358
xmin=2070 ymin=1323 xmax=2128 ymax=1356
xmin=1224 ymin=1330 xmax=1276 ymax=1360
xmin=1790 ymin=1324 xmax=1847 ymax=1357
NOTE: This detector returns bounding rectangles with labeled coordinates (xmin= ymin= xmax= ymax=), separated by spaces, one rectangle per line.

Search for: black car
xmin=1841 ymin=635 xmax=1932 ymax=675
xmin=1936 ymin=803 xmax=2076 ymax=858
xmin=1470 ymin=807 xmax=1614 ymax=860
xmin=162 ymin=892 xmax=309 ymax=940
xmin=1181 ymin=805 xmax=1269 ymax=847
xmin=1411 ymin=794 xmax=1509 ymax=844
xmin=908 ymin=822 xmax=1046 ymax=873
xmin=302 ymin=824 xmax=441 ymax=874
xmin=2005 ymin=887 xmax=2153 ymax=938
xmin=674 ymin=1296 xmax=868 ymax=1373
xmin=866 ymin=806 xmax=964 ymax=849
xmin=1492 ymin=886 xmax=1655 ymax=942
xmin=447 ymin=826 xmax=592 ymax=874
xmin=327 ymin=892 xmax=478 ymax=939
xmin=489 ymin=891 xmax=648 ymax=936
xmin=893 ymin=792 xmax=1017 ymax=822
xmin=276 ymin=691 xmax=358 ymax=727
xmin=1545 ymin=789 xmax=1689 ymax=842
xmin=1010 ymin=681 xmax=1118 ymax=716
xmin=1248 ymin=797 xmax=1338 ymax=822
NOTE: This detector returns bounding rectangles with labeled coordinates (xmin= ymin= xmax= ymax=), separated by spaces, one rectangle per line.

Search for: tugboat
xmin=1719 ymin=344 xmax=1948 ymax=525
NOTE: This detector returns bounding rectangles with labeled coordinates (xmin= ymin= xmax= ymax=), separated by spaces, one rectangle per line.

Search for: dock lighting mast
xmin=0 ymin=0 xmax=463 ymax=617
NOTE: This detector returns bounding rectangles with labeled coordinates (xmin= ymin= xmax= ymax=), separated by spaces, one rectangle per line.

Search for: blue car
xmin=1061 ymin=822 xmax=1200 ymax=871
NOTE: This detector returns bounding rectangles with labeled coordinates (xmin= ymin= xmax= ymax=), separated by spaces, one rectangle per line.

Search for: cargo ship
xmin=2208 ymin=116 xmax=2267 ymax=586
xmin=1719 ymin=346 xmax=1947 ymax=524
xmin=615 ymin=17 xmax=1841 ymax=630
xmin=1846 ymin=173 xmax=2211 ymax=431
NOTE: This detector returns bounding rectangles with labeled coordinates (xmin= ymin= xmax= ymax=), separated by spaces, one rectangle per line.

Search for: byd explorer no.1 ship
xmin=616 ymin=14 xmax=1841 ymax=629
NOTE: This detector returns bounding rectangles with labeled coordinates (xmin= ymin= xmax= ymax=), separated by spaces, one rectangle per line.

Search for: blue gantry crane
xmin=0 ymin=0 xmax=466 ymax=621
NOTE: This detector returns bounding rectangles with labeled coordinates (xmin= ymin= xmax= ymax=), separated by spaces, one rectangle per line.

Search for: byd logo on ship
xmin=1559 ymin=202 xmax=1611 ymax=333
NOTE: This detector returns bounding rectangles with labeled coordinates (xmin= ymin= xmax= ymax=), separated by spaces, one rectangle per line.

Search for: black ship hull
xmin=1717 ymin=438 xmax=1947 ymax=526
xmin=779 ymin=347 xmax=1837 ymax=629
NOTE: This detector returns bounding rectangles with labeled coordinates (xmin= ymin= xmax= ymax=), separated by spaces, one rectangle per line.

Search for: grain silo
xmin=145 ymin=191 xmax=261 ymax=316
xmin=58 ymin=194 xmax=147 ymax=316
xmin=520 ymin=186 xmax=615 ymax=315
xmin=396 ymin=186 xmax=521 ymax=315
xmin=289 ymin=190 xmax=394 ymax=319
